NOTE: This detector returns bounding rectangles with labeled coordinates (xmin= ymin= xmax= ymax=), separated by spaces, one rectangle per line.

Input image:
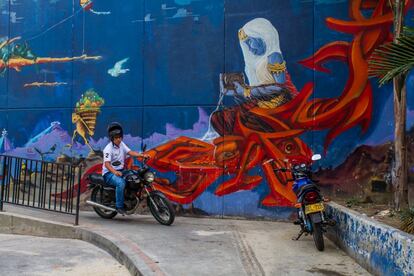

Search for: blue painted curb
xmin=326 ymin=202 xmax=414 ymax=276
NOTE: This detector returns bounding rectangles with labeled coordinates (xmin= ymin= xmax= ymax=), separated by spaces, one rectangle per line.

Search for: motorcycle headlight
xmin=144 ymin=172 xmax=155 ymax=182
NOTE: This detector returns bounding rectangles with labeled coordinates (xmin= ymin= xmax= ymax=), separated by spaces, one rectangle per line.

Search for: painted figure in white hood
xmin=223 ymin=18 xmax=297 ymax=108
xmin=240 ymin=18 xmax=284 ymax=86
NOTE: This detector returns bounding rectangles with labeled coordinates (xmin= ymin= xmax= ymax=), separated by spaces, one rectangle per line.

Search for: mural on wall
xmin=71 ymin=90 xmax=105 ymax=151
xmin=108 ymin=58 xmax=130 ymax=77
xmin=145 ymin=0 xmax=397 ymax=207
xmin=80 ymin=0 xmax=111 ymax=15
xmin=23 ymin=81 xmax=68 ymax=88
xmin=0 ymin=36 xmax=100 ymax=81
xmin=0 ymin=0 xmax=413 ymax=218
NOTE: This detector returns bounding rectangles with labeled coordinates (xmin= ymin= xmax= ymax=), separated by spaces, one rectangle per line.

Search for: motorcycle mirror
xmin=142 ymin=144 xmax=147 ymax=152
xmin=311 ymin=154 xmax=321 ymax=161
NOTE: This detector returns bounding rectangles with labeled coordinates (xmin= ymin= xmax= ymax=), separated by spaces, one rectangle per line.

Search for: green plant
xmin=400 ymin=208 xmax=414 ymax=234
xmin=369 ymin=32 xmax=414 ymax=85
xmin=346 ymin=197 xmax=361 ymax=207
xmin=368 ymin=7 xmax=413 ymax=211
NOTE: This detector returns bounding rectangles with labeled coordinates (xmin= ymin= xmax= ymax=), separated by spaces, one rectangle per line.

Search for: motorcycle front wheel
xmin=147 ymin=191 xmax=175 ymax=226
xmin=91 ymin=187 xmax=118 ymax=219
xmin=312 ymin=221 xmax=325 ymax=251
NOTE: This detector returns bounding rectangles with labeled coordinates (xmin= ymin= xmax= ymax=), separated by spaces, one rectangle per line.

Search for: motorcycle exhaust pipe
xmin=86 ymin=200 xmax=116 ymax=212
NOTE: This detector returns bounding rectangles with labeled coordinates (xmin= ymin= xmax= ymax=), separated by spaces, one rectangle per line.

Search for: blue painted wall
xmin=0 ymin=0 xmax=412 ymax=218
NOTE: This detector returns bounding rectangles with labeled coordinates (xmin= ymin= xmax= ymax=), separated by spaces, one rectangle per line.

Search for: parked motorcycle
xmin=273 ymin=154 xmax=335 ymax=251
xmin=85 ymin=147 xmax=175 ymax=226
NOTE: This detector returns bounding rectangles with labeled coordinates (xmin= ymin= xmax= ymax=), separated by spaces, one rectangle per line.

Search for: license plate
xmin=305 ymin=203 xmax=324 ymax=214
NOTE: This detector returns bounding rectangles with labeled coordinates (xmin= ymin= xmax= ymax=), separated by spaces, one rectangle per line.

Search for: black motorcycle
xmin=273 ymin=154 xmax=335 ymax=251
xmin=85 ymin=150 xmax=175 ymax=226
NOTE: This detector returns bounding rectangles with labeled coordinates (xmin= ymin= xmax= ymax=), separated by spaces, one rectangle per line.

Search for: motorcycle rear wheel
xmin=91 ymin=187 xmax=118 ymax=219
xmin=312 ymin=222 xmax=325 ymax=251
xmin=148 ymin=191 xmax=175 ymax=226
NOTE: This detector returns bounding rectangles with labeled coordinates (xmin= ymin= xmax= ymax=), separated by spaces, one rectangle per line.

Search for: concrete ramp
xmin=0 ymin=205 xmax=369 ymax=275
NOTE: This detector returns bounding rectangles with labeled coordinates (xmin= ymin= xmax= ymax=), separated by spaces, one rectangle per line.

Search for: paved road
xmin=0 ymin=233 xmax=129 ymax=276
xmin=2 ymin=206 xmax=370 ymax=276
xmin=81 ymin=213 xmax=370 ymax=276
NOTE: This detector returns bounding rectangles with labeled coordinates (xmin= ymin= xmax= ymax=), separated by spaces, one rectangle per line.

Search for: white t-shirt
xmin=102 ymin=141 xmax=131 ymax=175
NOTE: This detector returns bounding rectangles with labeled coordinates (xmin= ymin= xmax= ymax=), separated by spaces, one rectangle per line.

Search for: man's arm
xmin=127 ymin=150 xmax=147 ymax=158
xmin=105 ymin=161 xmax=122 ymax=176
xmin=103 ymin=146 xmax=122 ymax=176
xmin=267 ymin=52 xmax=286 ymax=84
xmin=222 ymin=52 xmax=288 ymax=98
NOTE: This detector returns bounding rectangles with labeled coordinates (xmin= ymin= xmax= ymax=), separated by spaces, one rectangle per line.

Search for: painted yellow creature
xmin=71 ymin=113 xmax=94 ymax=150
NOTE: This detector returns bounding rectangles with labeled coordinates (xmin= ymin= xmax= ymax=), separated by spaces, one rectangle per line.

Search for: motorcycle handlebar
xmin=274 ymin=168 xmax=289 ymax=172
xmin=134 ymin=155 xmax=150 ymax=162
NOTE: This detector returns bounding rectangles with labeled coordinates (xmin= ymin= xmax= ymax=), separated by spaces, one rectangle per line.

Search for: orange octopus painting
xmin=143 ymin=0 xmax=409 ymax=208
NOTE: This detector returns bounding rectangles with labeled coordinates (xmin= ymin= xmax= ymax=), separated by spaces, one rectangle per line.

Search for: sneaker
xmin=116 ymin=208 xmax=127 ymax=216
xmin=293 ymin=219 xmax=302 ymax=225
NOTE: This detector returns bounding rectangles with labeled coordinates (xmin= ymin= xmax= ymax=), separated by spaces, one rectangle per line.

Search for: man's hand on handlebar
xmin=141 ymin=154 xmax=150 ymax=159
xmin=114 ymin=171 xmax=123 ymax=177
xmin=128 ymin=150 xmax=150 ymax=160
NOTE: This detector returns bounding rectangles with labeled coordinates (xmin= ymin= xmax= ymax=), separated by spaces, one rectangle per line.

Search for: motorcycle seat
xmin=88 ymin=173 xmax=105 ymax=185
xmin=297 ymin=183 xmax=319 ymax=198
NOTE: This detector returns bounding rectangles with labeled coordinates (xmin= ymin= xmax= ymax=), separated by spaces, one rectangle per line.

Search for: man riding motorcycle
xmin=102 ymin=122 xmax=147 ymax=215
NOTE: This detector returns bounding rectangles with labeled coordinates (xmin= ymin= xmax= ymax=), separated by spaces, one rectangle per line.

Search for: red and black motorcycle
xmin=85 ymin=146 xmax=175 ymax=226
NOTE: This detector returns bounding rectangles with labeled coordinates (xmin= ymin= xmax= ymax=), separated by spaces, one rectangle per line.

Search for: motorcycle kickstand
xmin=292 ymin=230 xmax=304 ymax=241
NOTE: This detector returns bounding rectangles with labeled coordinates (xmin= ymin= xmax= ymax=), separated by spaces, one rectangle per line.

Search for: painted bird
xmin=108 ymin=58 xmax=130 ymax=77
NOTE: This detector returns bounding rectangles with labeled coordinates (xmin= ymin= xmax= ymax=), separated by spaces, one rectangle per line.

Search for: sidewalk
xmin=0 ymin=233 xmax=129 ymax=276
xmin=0 ymin=205 xmax=369 ymax=276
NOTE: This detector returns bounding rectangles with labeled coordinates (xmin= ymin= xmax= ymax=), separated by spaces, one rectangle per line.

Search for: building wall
xmin=0 ymin=0 xmax=412 ymax=218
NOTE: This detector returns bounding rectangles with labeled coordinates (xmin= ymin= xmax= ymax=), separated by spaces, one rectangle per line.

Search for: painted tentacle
xmin=214 ymin=136 xmax=262 ymax=196
xmin=147 ymin=137 xmax=224 ymax=203
xmin=293 ymin=0 xmax=394 ymax=151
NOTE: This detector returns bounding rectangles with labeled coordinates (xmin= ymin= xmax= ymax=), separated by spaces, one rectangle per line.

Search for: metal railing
xmin=0 ymin=155 xmax=82 ymax=225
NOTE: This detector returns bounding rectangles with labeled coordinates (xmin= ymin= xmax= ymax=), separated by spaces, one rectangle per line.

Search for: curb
xmin=326 ymin=202 xmax=414 ymax=276
xmin=0 ymin=211 xmax=156 ymax=276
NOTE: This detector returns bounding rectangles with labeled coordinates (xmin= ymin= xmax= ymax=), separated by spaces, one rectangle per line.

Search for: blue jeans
xmin=103 ymin=171 xmax=125 ymax=209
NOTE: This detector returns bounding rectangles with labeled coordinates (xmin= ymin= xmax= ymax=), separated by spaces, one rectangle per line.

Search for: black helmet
xmin=107 ymin=122 xmax=123 ymax=140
